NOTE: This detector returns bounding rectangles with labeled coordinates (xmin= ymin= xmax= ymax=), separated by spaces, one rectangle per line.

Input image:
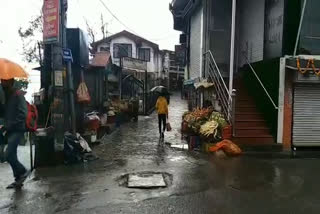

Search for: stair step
xmin=236 ymin=126 xmax=269 ymax=130
xmin=236 ymin=120 xmax=267 ymax=127
xmin=236 ymin=98 xmax=253 ymax=102
xmin=236 ymin=102 xmax=257 ymax=109
xmin=236 ymin=101 xmax=256 ymax=106
xmin=236 ymin=118 xmax=265 ymax=122
xmin=235 ymin=134 xmax=273 ymax=138
xmin=235 ymin=129 xmax=271 ymax=136
xmin=235 ymin=114 xmax=263 ymax=120
xmin=233 ymin=137 xmax=275 ymax=145
xmin=236 ymin=107 xmax=257 ymax=113
xmin=236 ymin=112 xmax=261 ymax=115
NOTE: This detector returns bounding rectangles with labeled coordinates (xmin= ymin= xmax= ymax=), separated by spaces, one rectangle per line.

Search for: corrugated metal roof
xmin=90 ymin=52 xmax=111 ymax=67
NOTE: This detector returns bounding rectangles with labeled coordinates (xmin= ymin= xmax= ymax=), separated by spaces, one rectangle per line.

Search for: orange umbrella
xmin=0 ymin=58 xmax=29 ymax=80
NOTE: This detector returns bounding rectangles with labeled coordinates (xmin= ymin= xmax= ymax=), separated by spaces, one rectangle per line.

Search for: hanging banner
xmin=122 ymin=57 xmax=147 ymax=71
xmin=43 ymin=0 xmax=60 ymax=44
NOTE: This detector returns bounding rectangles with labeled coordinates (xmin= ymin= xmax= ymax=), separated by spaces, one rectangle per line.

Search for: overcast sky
xmin=0 ymin=0 xmax=179 ymax=64
xmin=0 ymin=0 xmax=179 ymax=101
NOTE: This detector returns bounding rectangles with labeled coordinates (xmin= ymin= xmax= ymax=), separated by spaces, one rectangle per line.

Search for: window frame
xmin=138 ymin=48 xmax=151 ymax=62
xmin=113 ymin=43 xmax=132 ymax=58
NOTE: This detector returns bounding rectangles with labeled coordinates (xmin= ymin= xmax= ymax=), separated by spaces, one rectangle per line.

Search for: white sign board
xmin=122 ymin=57 xmax=147 ymax=71
xmin=54 ymin=70 xmax=63 ymax=87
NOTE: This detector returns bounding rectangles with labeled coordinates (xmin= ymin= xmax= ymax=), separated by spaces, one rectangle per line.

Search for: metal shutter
xmin=293 ymin=84 xmax=320 ymax=146
xmin=190 ymin=7 xmax=203 ymax=80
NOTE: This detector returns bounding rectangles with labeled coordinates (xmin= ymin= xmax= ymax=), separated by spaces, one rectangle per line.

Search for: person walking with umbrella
xmin=0 ymin=58 xmax=30 ymax=188
xmin=153 ymin=86 xmax=169 ymax=139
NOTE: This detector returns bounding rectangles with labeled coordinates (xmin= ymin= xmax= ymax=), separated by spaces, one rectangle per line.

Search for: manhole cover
xmin=128 ymin=173 xmax=167 ymax=188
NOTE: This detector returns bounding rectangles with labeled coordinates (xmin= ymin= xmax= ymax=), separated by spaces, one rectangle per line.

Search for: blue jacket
xmin=0 ymin=89 xmax=27 ymax=132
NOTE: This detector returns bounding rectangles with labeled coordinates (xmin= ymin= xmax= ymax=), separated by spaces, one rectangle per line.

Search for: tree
xmin=86 ymin=20 xmax=97 ymax=45
xmin=86 ymin=14 xmax=109 ymax=54
xmin=100 ymin=14 xmax=109 ymax=40
xmin=19 ymin=10 xmax=108 ymax=61
xmin=18 ymin=14 xmax=43 ymax=64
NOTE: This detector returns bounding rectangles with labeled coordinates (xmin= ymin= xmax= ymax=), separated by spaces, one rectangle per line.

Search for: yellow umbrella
xmin=0 ymin=58 xmax=29 ymax=80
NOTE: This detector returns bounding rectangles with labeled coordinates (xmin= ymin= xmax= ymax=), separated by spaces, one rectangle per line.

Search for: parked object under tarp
xmin=63 ymin=132 xmax=98 ymax=164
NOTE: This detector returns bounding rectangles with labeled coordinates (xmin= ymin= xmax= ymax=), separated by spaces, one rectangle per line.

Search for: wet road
xmin=1 ymin=95 xmax=320 ymax=213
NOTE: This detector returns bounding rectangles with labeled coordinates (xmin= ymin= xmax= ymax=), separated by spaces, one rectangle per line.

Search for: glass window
xmin=299 ymin=0 xmax=320 ymax=55
xmin=113 ymin=43 xmax=132 ymax=58
xmin=138 ymin=48 xmax=151 ymax=62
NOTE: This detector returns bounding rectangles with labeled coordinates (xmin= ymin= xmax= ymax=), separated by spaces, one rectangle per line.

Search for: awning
xmin=90 ymin=52 xmax=111 ymax=67
xmin=184 ymin=79 xmax=195 ymax=85
xmin=194 ymin=79 xmax=214 ymax=89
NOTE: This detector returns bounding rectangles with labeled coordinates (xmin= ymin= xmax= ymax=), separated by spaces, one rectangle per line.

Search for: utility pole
xmin=50 ymin=0 xmax=65 ymax=145
xmin=46 ymin=0 xmax=76 ymax=143
xmin=62 ymin=0 xmax=77 ymax=135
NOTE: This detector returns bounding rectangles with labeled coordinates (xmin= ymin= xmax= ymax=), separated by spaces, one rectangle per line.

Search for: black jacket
xmin=1 ymin=89 xmax=27 ymax=132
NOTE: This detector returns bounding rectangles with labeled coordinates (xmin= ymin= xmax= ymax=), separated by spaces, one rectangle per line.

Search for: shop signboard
xmin=43 ymin=0 xmax=60 ymax=44
xmin=122 ymin=57 xmax=147 ymax=71
xmin=62 ymin=48 xmax=73 ymax=62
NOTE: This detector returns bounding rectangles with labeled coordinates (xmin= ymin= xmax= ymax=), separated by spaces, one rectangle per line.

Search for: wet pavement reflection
xmin=0 ymin=95 xmax=320 ymax=213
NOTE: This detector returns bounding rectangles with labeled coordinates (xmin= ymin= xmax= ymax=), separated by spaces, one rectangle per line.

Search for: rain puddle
xmin=169 ymin=156 xmax=185 ymax=162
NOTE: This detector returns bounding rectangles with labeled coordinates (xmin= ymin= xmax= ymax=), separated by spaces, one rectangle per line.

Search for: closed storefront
xmin=293 ymin=84 xmax=320 ymax=146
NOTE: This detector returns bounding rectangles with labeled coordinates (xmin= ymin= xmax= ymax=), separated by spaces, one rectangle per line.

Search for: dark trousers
xmin=0 ymin=130 xmax=5 ymax=162
xmin=5 ymin=132 xmax=26 ymax=180
xmin=158 ymin=114 xmax=167 ymax=134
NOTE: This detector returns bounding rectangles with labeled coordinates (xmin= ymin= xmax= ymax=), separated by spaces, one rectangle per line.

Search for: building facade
xmin=93 ymin=30 xmax=163 ymax=78
xmin=170 ymin=0 xmax=320 ymax=148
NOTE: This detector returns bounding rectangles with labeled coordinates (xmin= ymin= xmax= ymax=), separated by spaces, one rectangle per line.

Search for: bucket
xmin=181 ymin=121 xmax=189 ymax=133
xmin=222 ymin=125 xmax=232 ymax=139
xmin=34 ymin=128 xmax=55 ymax=167
xmin=189 ymin=136 xmax=201 ymax=150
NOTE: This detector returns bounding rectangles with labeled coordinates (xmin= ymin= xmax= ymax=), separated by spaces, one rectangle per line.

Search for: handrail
xmin=204 ymin=51 xmax=231 ymax=100
xmin=242 ymin=54 xmax=279 ymax=110
xmin=204 ymin=50 xmax=234 ymax=123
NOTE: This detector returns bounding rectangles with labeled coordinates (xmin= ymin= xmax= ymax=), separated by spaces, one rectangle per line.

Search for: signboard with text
xmin=43 ymin=0 xmax=60 ymax=44
xmin=62 ymin=48 xmax=73 ymax=62
xmin=122 ymin=57 xmax=147 ymax=71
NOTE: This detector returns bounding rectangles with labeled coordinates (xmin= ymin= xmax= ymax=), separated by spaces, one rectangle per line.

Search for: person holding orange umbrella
xmin=0 ymin=58 xmax=30 ymax=189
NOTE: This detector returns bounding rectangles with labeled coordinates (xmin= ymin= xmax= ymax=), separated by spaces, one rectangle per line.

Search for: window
xmin=138 ymin=48 xmax=151 ymax=62
xmin=113 ymin=43 xmax=132 ymax=58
